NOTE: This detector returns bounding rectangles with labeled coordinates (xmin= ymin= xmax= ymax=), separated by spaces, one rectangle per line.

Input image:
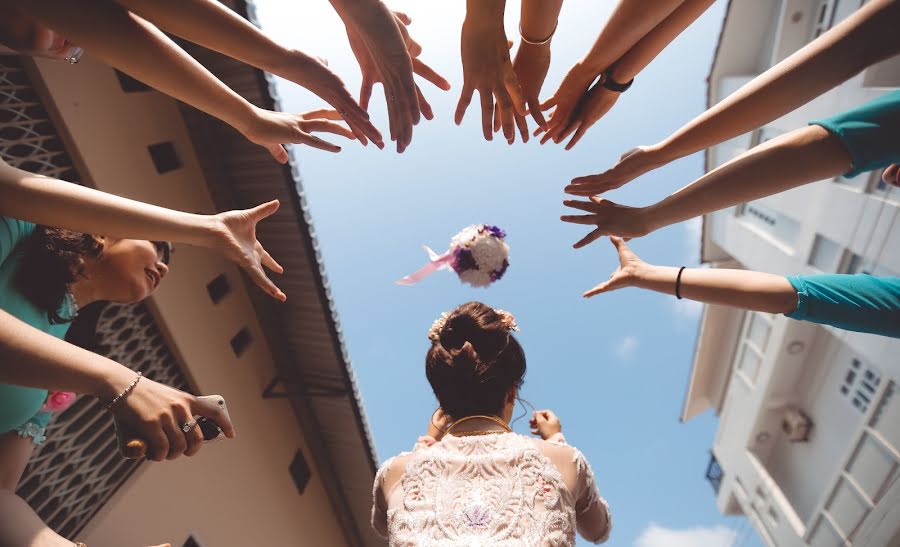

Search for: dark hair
xmin=14 ymin=228 xmax=172 ymax=324
xmin=425 ymin=302 xmax=526 ymax=418
xmin=15 ymin=226 xmax=104 ymax=324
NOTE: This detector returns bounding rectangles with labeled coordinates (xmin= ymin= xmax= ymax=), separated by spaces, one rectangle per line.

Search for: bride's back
xmin=373 ymin=432 xmax=610 ymax=546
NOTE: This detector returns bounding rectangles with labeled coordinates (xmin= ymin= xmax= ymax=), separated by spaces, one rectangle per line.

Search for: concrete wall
xmin=31 ymin=55 xmax=349 ymax=547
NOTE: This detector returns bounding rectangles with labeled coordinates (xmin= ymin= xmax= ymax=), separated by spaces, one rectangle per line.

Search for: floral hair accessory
xmin=397 ymin=225 xmax=510 ymax=287
xmin=427 ymin=308 xmax=520 ymax=341
xmin=494 ymin=310 xmax=520 ymax=333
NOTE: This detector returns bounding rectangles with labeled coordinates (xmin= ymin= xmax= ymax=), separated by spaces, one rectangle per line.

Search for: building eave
xmin=176 ymin=2 xmax=381 ymax=544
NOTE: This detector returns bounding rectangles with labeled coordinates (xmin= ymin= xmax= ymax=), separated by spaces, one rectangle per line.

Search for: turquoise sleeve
xmin=809 ymin=90 xmax=900 ymax=178
xmin=786 ymin=274 xmax=900 ymax=338
xmin=0 ymin=216 xmax=35 ymax=266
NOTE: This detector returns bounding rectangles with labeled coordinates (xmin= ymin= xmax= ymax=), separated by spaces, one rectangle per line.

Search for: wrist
xmin=466 ymin=0 xmax=506 ymax=22
xmin=224 ymin=99 xmax=261 ymax=139
xmin=91 ymin=362 xmax=137 ymax=402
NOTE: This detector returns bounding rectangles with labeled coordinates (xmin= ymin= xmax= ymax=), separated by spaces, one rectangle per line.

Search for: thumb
xmin=250 ymin=199 xmax=280 ymax=221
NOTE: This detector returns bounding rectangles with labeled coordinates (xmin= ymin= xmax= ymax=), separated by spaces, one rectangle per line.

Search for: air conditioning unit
xmin=782 ymin=407 xmax=813 ymax=442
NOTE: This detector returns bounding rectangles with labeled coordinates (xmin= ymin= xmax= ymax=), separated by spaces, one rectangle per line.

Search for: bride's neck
xmin=448 ymin=414 xmax=510 ymax=434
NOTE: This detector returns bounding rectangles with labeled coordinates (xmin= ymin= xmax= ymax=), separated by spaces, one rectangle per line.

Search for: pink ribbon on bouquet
xmin=397 ymin=246 xmax=453 ymax=285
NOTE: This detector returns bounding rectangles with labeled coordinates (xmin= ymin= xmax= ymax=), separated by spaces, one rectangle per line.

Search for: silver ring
xmin=388 ymin=94 xmax=395 ymax=102
xmin=181 ymin=420 xmax=197 ymax=433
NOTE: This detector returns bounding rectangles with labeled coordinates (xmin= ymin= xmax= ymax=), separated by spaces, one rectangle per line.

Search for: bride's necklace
xmin=446 ymin=415 xmax=512 ymax=437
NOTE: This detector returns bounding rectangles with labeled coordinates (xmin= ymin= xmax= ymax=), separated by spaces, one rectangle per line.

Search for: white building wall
xmin=697 ymin=1 xmax=900 ymax=546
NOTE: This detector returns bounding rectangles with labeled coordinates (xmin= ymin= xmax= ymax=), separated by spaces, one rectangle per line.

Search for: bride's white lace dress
xmin=372 ymin=432 xmax=611 ymax=546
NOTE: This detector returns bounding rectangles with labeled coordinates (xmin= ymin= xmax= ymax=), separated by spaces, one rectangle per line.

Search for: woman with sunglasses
xmin=372 ymin=302 xmax=612 ymax=545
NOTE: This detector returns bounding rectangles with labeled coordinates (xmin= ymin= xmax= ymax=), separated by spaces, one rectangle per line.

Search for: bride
xmin=372 ymin=302 xmax=611 ymax=545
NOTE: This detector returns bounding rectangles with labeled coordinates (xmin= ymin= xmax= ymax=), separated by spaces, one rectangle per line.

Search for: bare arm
xmin=12 ymin=0 xmax=346 ymax=161
xmin=578 ymin=0 xmax=684 ymax=76
xmin=0 ymin=309 xmax=236 ymax=461
xmin=608 ymin=0 xmax=714 ymax=83
xmin=584 ymin=0 xmax=900 ymax=190
xmin=659 ymin=0 xmax=899 ymax=160
xmin=0 ymin=158 xmax=287 ymax=300
xmin=562 ymin=125 xmax=851 ymax=243
xmin=552 ymin=0 xmax=714 ymax=148
xmin=112 ymin=0 xmax=381 ymax=146
xmin=585 ymin=238 xmax=798 ymax=314
xmin=0 ymin=310 xmax=134 ymax=397
xmin=543 ymin=0 xmax=685 ymax=133
xmin=520 ymin=0 xmax=563 ymax=42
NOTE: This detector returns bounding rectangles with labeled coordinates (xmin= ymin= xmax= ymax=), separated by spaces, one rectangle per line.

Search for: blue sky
xmin=255 ymin=1 xmax=762 ymax=545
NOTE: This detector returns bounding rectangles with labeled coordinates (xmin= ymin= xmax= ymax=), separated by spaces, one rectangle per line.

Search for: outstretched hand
xmin=561 ymin=196 xmax=651 ymax=248
xmin=278 ymin=51 xmax=384 ymax=148
xmin=456 ymin=5 xmax=526 ymax=142
xmin=238 ymin=107 xmax=357 ymax=163
xmin=583 ymin=237 xmax=647 ymax=298
xmin=539 ymin=61 xmax=599 ymax=144
xmin=565 ymin=145 xmax=664 ymax=195
xmin=507 ymin=40 xmax=551 ymax=143
xmin=539 ymin=81 xmax=621 ymax=149
xmin=210 ymin=199 xmax=287 ymax=302
xmin=344 ymin=6 xmax=450 ymax=153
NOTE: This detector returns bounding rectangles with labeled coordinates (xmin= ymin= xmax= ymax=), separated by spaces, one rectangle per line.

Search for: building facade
xmin=1 ymin=1 xmax=382 ymax=545
xmin=683 ymin=1 xmax=900 ymax=546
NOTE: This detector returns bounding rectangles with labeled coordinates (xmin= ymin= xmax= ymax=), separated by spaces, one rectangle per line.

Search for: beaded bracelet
xmin=105 ymin=371 xmax=142 ymax=411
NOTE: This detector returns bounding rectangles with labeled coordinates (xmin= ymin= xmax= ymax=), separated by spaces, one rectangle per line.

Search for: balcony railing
xmin=706 ymin=452 xmax=725 ymax=495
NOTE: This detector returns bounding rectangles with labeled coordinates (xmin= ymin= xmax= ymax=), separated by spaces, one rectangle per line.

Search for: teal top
xmin=785 ymin=274 xmax=900 ymax=338
xmin=809 ymin=90 xmax=900 ymax=178
xmin=0 ymin=217 xmax=72 ymax=433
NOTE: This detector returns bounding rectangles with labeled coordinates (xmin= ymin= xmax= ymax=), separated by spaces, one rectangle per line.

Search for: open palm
xmin=583 ymin=237 xmax=646 ymax=298
xmin=212 ymin=200 xmax=286 ymax=302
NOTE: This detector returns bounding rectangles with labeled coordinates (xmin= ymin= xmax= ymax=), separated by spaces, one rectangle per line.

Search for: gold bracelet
xmin=519 ymin=21 xmax=557 ymax=46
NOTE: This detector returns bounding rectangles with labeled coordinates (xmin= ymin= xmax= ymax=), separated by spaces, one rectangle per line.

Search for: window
xmin=736 ymin=313 xmax=771 ymax=385
xmin=737 ymin=202 xmax=801 ymax=248
xmin=808 ymin=235 xmax=844 ymax=272
xmin=206 ymin=273 xmax=231 ymax=304
xmin=841 ymin=358 xmax=881 ymax=413
xmin=810 ymin=0 xmax=836 ymax=40
xmin=147 ymin=142 xmax=182 ymax=174
xmin=290 ymin=449 xmax=312 ymax=495
xmin=230 ymin=327 xmax=252 ymax=357
xmin=842 ymin=253 xmax=899 ymax=277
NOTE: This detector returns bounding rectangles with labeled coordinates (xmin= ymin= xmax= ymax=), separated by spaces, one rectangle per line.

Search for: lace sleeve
xmin=573 ymin=449 xmax=611 ymax=544
xmin=371 ymin=457 xmax=394 ymax=538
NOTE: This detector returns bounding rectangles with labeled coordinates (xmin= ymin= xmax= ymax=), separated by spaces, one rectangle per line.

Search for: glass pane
xmin=827 ymin=478 xmax=870 ymax=536
xmin=847 ymin=433 xmax=897 ymax=503
xmin=808 ymin=516 xmax=843 ymax=547
xmin=808 ymin=235 xmax=843 ymax=272
xmin=871 ymin=383 xmax=900 ymax=455
xmin=746 ymin=313 xmax=771 ymax=352
xmin=738 ymin=344 xmax=762 ymax=384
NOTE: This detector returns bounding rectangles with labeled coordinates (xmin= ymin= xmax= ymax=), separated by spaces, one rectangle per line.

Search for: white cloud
xmin=615 ymin=336 xmax=639 ymax=361
xmin=671 ymin=297 xmax=704 ymax=322
xmin=635 ymin=523 xmax=738 ymax=547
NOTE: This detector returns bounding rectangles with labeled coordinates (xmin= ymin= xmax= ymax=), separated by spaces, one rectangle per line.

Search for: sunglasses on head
xmin=153 ymin=241 xmax=172 ymax=265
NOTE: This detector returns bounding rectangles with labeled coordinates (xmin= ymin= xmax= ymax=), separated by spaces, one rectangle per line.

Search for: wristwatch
xmin=602 ymin=71 xmax=634 ymax=93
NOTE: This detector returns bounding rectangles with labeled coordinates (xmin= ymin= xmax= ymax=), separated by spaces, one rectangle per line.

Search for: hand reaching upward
xmin=340 ymin=2 xmax=450 ymax=153
xmin=455 ymin=0 xmax=526 ymax=143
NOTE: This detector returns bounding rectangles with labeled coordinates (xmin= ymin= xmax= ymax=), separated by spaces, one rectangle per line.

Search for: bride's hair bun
xmin=426 ymin=302 xmax=526 ymax=418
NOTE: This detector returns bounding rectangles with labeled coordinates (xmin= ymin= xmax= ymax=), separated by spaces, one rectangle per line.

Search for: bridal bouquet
xmin=397 ymin=224 xmax=510 ymax=287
